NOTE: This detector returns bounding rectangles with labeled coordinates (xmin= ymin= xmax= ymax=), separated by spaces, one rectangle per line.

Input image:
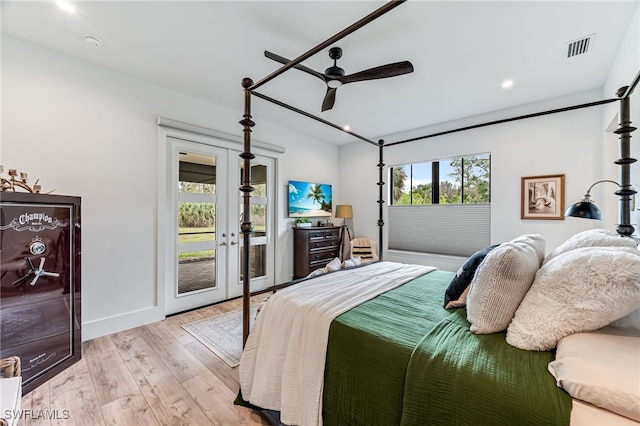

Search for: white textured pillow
xmin=506 ymin=246 xmax=640 ymax=351
xmin=511 ymin=233 xmax=546 ymax=265
xmin=543 ymin=228 xmax=637 ymax=265
xmin=342 ymin=257 xmax=361 ymax=269
xmin=466 ymin=235 xmax=545 ymax=334
xmin=324 ymin=257 xmax=342 ymax=273
xmin=548 ymin=326 xmax=640 ymax=422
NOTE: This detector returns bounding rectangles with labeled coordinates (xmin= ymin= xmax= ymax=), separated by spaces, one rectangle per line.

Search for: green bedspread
xmin=323 ymin=270 xmax=571 ymax=426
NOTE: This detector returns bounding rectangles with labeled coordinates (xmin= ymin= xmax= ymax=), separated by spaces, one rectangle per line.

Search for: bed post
xmin=614 ymin=85 xmax=637 ymax=238
xmin=377 ymin=139 xmax=385 ymax=261
xmin=240 ymin=77 xmax=255 ymax=347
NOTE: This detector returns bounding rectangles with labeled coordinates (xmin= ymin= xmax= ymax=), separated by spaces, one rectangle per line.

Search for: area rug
xmin=182 ymin=305 xmax=257 ymax=367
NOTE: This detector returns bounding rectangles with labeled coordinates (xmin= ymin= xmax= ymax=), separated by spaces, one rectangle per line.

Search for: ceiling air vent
xmin=566 ymin=34 xmax=595 ymax=58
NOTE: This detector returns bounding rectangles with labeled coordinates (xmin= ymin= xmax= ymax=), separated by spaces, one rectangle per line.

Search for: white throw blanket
xmin=239 ymin=261 xmax=436 ymax=426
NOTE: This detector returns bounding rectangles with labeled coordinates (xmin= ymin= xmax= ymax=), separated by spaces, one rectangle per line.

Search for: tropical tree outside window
xmin=390 ymin=154 xmax=491 ymax=205
xmin=178 ymin=178 xmax=216 ymax=263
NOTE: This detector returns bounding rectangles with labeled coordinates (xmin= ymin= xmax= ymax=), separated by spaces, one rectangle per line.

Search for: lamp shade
xmin=335 ymin=204 xmax=353 ymax=219
xmin=565 ymin=201 xmax=602 ymax=220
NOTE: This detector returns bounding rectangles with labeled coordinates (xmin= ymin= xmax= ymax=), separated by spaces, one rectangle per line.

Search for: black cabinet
xmin=0 ymin=192 xmax=81 ymax=395
xmin=293 ymin=226 xmax=340 ymax=279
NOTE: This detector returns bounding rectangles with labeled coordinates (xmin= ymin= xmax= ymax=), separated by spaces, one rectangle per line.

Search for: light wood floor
xmin=19 ymin=296 xmax=271 ymax=426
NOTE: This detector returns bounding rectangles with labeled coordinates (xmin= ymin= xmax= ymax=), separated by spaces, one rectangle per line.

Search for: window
xmin=390 ymin=154 xmax=491 ymax=205
xmin=388 ymin=154 xmax=491 ymax=257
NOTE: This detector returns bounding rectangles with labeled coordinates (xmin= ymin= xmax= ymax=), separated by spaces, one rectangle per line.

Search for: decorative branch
xmin=0 ymin=165 xmax=52 ymax=193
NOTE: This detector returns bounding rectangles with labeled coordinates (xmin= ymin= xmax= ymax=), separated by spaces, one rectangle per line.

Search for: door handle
xmin=220 ymin=241 xmax=227 ymax=246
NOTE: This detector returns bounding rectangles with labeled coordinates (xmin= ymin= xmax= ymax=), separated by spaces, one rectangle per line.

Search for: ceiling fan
xmin=264 ymin=47 xmax=414 ymax=112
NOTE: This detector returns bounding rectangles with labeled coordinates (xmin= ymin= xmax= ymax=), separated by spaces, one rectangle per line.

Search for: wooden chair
xmin=349 ymin=238 xmax=379 ymax=263
xmin=1 ymin=356 xmax=22 ymax=426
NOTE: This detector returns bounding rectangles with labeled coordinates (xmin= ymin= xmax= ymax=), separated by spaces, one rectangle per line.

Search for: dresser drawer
xmin=308 ymin=230 xmax=326 ymax=239
xmin=323 ymin=229 xmax=339 ymax=239
xmin=309 ymin=229 xmax=339 ymax=240
xmin=309 ymin=249 xmax=337 ymax=264
xmin=310 ymin=239 xmax=338 ymax=250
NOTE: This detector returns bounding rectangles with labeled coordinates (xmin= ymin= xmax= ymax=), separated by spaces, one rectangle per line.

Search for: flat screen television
xmin=288 ymin=180 xmax=332 ymax=218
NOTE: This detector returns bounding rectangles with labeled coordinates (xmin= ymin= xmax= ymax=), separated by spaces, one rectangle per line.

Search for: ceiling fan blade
xmin=321 ymin=87 xmax=337 ymax=112
xmin=340 ymin=61 xmax=414 ymax=84
xmin=264 ymin=51 xmax=326 ymax=82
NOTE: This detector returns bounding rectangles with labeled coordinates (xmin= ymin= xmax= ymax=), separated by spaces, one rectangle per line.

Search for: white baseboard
xmin=81 ymin=306 xmax=165 ymax=342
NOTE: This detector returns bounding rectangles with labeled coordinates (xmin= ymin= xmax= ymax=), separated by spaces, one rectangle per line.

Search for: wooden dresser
xmin=293 ymin=226 xmax=340 ymax=279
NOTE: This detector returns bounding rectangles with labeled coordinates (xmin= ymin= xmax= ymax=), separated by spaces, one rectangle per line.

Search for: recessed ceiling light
xmin=83 ymin=35 xmax=103 ymax=47
xmin=343 ymin=125 xmax=351 ymax=131
xmin=501 ymin=79 xmax=514 ymax=89
xmin=56 ymin=1 xmax=76 ymax=14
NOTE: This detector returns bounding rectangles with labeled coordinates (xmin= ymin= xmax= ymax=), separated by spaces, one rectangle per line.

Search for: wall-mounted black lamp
xmin=564 ymin=180 xmax=636 ymax=236
xmin=565 ymin=180 xmax=623 ymax=219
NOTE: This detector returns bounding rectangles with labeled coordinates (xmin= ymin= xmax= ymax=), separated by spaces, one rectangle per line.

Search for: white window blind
xmin=388 ymin=204 xmax=490 ymax=257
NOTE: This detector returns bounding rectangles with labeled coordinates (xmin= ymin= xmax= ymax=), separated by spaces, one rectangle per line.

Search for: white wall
xmin=1 ymin=36 xmax=339 ymax=340
xmin=340 ymin=91 xmax=606 ymax=270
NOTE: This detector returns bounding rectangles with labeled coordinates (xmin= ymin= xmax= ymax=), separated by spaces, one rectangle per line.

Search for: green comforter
xmin=323 ymin=270 xmax=571 ymax=426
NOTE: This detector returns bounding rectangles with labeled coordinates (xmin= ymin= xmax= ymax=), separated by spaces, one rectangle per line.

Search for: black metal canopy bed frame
xmin=236 ymin=1 xmax=639 ymax=425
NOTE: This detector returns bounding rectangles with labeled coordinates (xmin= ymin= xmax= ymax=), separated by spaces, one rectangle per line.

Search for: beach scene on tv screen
xmin=288 ymin=181 xmax=332 ymax=217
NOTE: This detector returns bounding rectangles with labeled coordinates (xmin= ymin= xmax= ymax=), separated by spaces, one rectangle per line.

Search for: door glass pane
xmin=177 ymin=153 xmax=217 ymax=295
xmin=239 ymin=163 xmax=268 ymax=281
xmin=250 ymin=164 xmax=267 ymax=197
xmin=240 ymin=164 xmax=268 ymax=235
xmin=240 ymin=244 xmax=267 ymax=280
xmin=251 ymin=204 xmax=266 ymax=237
xmin=177 ymin=249 xmax=216 ymax=294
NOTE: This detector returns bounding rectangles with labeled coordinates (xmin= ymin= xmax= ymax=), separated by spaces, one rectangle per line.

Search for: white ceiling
xmin=2 ymin=1 xmax=638 ymax=144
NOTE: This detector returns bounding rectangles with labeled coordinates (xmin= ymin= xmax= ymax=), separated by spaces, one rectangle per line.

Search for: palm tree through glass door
xmin=177 ymin=152 xmax=217 ymax=294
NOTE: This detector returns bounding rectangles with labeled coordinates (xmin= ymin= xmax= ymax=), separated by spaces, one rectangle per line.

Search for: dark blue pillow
xmin=444 ymin=244 xmax=499 ymax=308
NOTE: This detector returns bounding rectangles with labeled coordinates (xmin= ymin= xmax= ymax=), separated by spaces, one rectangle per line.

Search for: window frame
xmin=389 ymin=154 xmax=491 ymax=206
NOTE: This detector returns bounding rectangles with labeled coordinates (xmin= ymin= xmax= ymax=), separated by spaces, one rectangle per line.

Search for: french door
xmin=164 ymin=137 xmax=274 ymax=315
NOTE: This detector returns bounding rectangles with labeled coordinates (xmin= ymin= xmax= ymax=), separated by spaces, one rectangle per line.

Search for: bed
xmin=234 ymin=1 xmax=639 ymax=425
xmin=238 ymin=231 xmax=640 ymax=425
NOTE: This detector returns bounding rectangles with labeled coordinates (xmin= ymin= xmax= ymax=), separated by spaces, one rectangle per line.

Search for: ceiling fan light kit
xmin=264 ymin=46 xmax=414 ymax=112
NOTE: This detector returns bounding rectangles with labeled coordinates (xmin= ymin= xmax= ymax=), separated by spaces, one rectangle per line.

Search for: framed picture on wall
xmin=521 ymin=174 xmax=565 ymax=220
